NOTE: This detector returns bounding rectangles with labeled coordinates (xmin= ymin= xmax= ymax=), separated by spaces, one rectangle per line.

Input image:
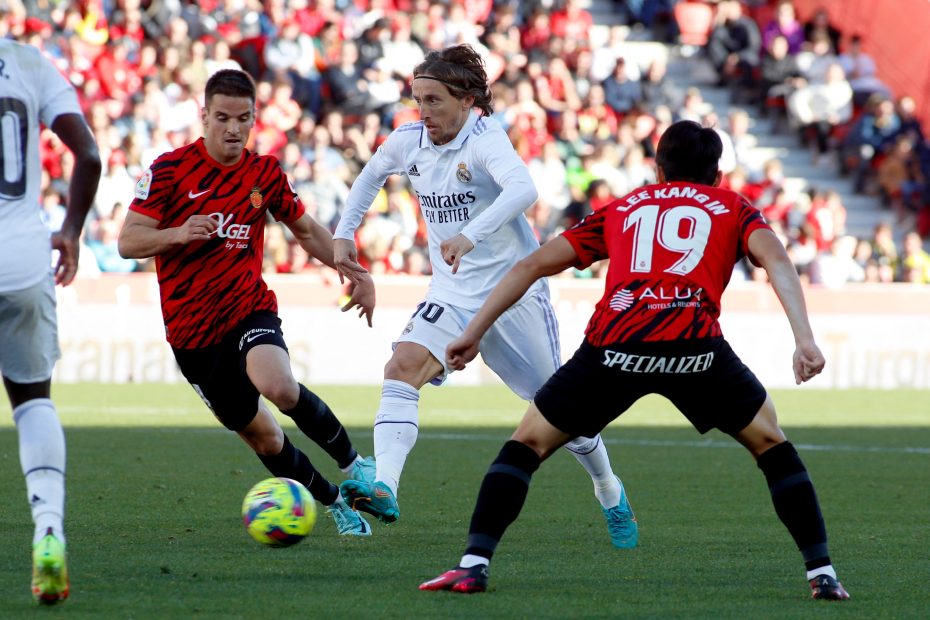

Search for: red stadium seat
xmin=674 ymin=1 xmax=715 ymax=47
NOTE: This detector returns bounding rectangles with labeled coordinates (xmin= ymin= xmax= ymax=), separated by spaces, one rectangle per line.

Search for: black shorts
xmin=534 ymin=338 xmax=767 ymax=438
xmin=172 ymin=311 xmax=288 ymax=432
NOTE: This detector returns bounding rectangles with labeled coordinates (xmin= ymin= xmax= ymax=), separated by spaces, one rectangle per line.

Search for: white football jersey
xmin=0 ymin=41 xmax=82 ymax=292
xmin=335 ymin=111 xmax=546 ymax=309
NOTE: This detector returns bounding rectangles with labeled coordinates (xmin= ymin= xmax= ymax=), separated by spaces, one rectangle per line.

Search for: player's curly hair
xmin=413 ymin=44 xmax=493 ymax=117
xmin=655 ymin=120 xmax=722 ymax=185
xmin=205 ymin=69 xmax=256 ymax=107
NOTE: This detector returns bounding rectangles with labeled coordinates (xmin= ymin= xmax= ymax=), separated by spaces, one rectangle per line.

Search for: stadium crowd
xmin=8 ymin=0 xmax=930 ymax=285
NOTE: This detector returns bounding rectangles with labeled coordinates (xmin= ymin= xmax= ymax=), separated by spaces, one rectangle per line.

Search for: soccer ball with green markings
xmin=242 ymin=477 xmax=316 ymax=547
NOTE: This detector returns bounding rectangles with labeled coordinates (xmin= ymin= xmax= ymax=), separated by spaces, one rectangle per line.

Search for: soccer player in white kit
xmin=334 ymin=44 xmax=637 ymax=548
xmin=0 ymin=41 xmax=102 ymax=603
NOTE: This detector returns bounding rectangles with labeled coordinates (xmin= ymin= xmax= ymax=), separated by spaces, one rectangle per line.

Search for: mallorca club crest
xmin=455 ymin=162 xmax=472 ymax=183
xmin=250 ymin=186 xmax=263 ymax=209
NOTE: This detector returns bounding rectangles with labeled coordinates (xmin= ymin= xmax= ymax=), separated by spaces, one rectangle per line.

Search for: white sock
xmin=14 ymin=399 xmax=66 ymax=544
xmin=564 ymin=435 xmax=621 ymax=508
xmin=459 ymin=554 xmax=489 ymax=568
xmin=807 ymin=564 xmax=837 ymax=580
xmin=373 ymin=379 xmax=420 ymax=498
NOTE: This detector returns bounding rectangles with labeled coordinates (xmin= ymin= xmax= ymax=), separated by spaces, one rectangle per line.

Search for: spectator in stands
xmin=787 ymin=62 xmax=853 ymax=168
xmin=841 ymin=94 xmax=901 ymax=193
xmin=762 ymin=0 xmax=805 ymax=55
xmin=803 ymin=7 xmax=842 ymax=54
xmin=706 ymin=0 xmax=761 ymax=92
xmin=639 ymin=58 xmax=681 ymax=111
xmin=94 ymin=150 xmax=137 ymax=220
xmin=323 ymin=40 xmax=379 ymax=118
xmin=263 ymin=17 xmax=322 ymax=116
xmin=809 ymin=235 xmax=865 ymax=288
xmin=837 ymin=35 xmax=891 ymax=107
xmin=602 ymin=57 xmax=643 ymax=117
xmin=759 ymin=33 xmax=805 ymax=126
xmin=900 ymin=231 xmax=930 ymax=283
xmin=806 ymin=190 xmax=847 ymax=252
xmin=797 ymin=32 xmax=837 ymax=86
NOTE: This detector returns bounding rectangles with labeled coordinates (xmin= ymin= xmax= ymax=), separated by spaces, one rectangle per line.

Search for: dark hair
xmin=204 ymin=69 xmax=256 ymax=107
xmin=413 ymin=44 xmax=493 ymax=116
xmin=655 ymin=120 xmax=722 ymax=185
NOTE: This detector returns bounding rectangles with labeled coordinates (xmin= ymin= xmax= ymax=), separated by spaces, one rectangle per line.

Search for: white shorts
xmin=394 ymin=291 xmax=561 ymax=400
xmin=0 ymin=276 xmax=60 ymax=383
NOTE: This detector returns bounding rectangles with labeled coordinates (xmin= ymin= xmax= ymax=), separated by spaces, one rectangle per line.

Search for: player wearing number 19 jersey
xmin=425 ymin=121 xmax=847 ymax=600
xmin=564 ymin=183 xmax=768 ymax=347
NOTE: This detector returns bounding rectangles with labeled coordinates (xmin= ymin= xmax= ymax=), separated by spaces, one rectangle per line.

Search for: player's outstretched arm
xmin=285 ymin=214 xmax=375 ymax=324
xmin=118 ymin=211 xmax=218 ymax=258
xmin=748 ymin=228 xmax=825 ymax=384
xmin=50 ymin=114 xmax=102 ymax=286
xmin=446 ymin=236 xmax=578 ymax=370
xmin=286 ymin=214 xmax=366 ymax=277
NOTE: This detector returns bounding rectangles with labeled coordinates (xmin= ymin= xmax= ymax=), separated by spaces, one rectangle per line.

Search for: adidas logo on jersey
xmin=408 ymin=165 xmax=420 ymax=176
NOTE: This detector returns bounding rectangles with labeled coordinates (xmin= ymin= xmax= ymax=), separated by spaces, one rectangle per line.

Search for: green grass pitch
xmin=1 ymin=384 xmax=928 ymax=619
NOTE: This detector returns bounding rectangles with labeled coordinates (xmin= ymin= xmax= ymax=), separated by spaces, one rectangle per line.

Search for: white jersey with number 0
xmin=335 ymin=111 xmax=546 ymax=309
xmin=0 ymin=41 xmax=82 ymax=292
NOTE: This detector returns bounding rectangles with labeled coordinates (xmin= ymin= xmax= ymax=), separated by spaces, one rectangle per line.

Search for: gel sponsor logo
xmin=208 ymin=212 xmax=252 ymax=249
xmin=601 ymin=350 xmax=714 ymax=373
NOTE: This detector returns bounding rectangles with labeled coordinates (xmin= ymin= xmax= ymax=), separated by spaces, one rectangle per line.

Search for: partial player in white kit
xmin=334 ymin=44 xmax=637 ymax=548
xmin=0 ymin=40 xmax=102 ymax=603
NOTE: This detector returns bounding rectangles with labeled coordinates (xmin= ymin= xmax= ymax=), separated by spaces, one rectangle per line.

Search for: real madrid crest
xmin=455 ymin=162 xmax=472 ymax=183
xmin=250 ymin=186 xmax=263 ymax=209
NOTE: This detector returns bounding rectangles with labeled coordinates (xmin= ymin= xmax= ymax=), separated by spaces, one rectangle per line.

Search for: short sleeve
xmin=561 ymin=208 xmax=609 ymax=269
xmin=128 ymin=163 xmax=172 ymax=222
xmin=268 ymin=164 xmax=305 ymax=223
xmin=36 ymin=53 xmax=81 ymax=127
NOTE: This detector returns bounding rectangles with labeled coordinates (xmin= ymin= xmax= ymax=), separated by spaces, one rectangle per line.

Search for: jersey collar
xmin=419 ymin=110 xmax=480 ymax=151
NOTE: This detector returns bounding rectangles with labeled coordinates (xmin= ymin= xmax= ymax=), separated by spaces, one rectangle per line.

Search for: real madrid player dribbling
xmin=118 ymin=69 xmax=376 ymax=536
xmin=334 ymin=44 xmax=637 ymax=548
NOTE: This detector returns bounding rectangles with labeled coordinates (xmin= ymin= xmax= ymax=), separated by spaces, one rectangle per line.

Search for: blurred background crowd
xmin=8 ymin=0 xmax=930 ymax=285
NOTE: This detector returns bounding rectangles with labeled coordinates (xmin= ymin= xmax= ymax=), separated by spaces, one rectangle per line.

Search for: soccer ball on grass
xmin=242 ymin=477 xmax=317 ymax=547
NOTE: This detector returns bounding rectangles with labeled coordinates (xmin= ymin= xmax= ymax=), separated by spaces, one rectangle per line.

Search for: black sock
xmin=257 ymin=434 xmax=338 ymax=505
xmin=281 ymin=384 xmax=358 ymax=469
xmin=757 ymin=441 xmax=831 ymax=571
xmin=464 ymin=440 xmax=541 ymax=560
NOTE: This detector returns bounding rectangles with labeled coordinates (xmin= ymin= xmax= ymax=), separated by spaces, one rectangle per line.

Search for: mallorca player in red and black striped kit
xmin=422 ymin=120 xmax=849 ymax=600
xmin=118 ymin=69 xmax=378 ymax=537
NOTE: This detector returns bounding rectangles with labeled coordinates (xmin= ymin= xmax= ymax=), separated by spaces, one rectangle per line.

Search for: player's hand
xmin=446 ymin=332 xmax=480 ymax=370
xmin=176 ymin=214 xmax=218 ymax=243
xmin=341 ymin=273 xmax=375 ymax=327
xmin=51 ymin=232 xmax=80 ymax=286
xmin=334 ymin=238 xmax=367 ymax=284
xmin=792 ymin=340 xmax=825 ymax=384
xmin=440 ymin=234 xmax=475 ymax=274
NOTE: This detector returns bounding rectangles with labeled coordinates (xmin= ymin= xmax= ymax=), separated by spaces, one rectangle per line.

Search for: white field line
xmin=4 ymin=407 xmax=927 ymax=455
xmin=417 ymin=432 xmax=930 ymax=455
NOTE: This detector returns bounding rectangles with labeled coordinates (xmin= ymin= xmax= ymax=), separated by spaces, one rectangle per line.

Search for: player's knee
xmin=257 ymin=380 xmax=300 ymax=411
xmin=242 ymin=425 xmax=284 ymax=456
xmin=383 ymin=354 xmax=433 ymax=385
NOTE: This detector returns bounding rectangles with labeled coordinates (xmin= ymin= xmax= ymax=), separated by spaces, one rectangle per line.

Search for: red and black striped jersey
xmin=129 ymin=139 xmax=304 ymax=349
xmin=561 ymin=181 xmax=770 ymax=346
